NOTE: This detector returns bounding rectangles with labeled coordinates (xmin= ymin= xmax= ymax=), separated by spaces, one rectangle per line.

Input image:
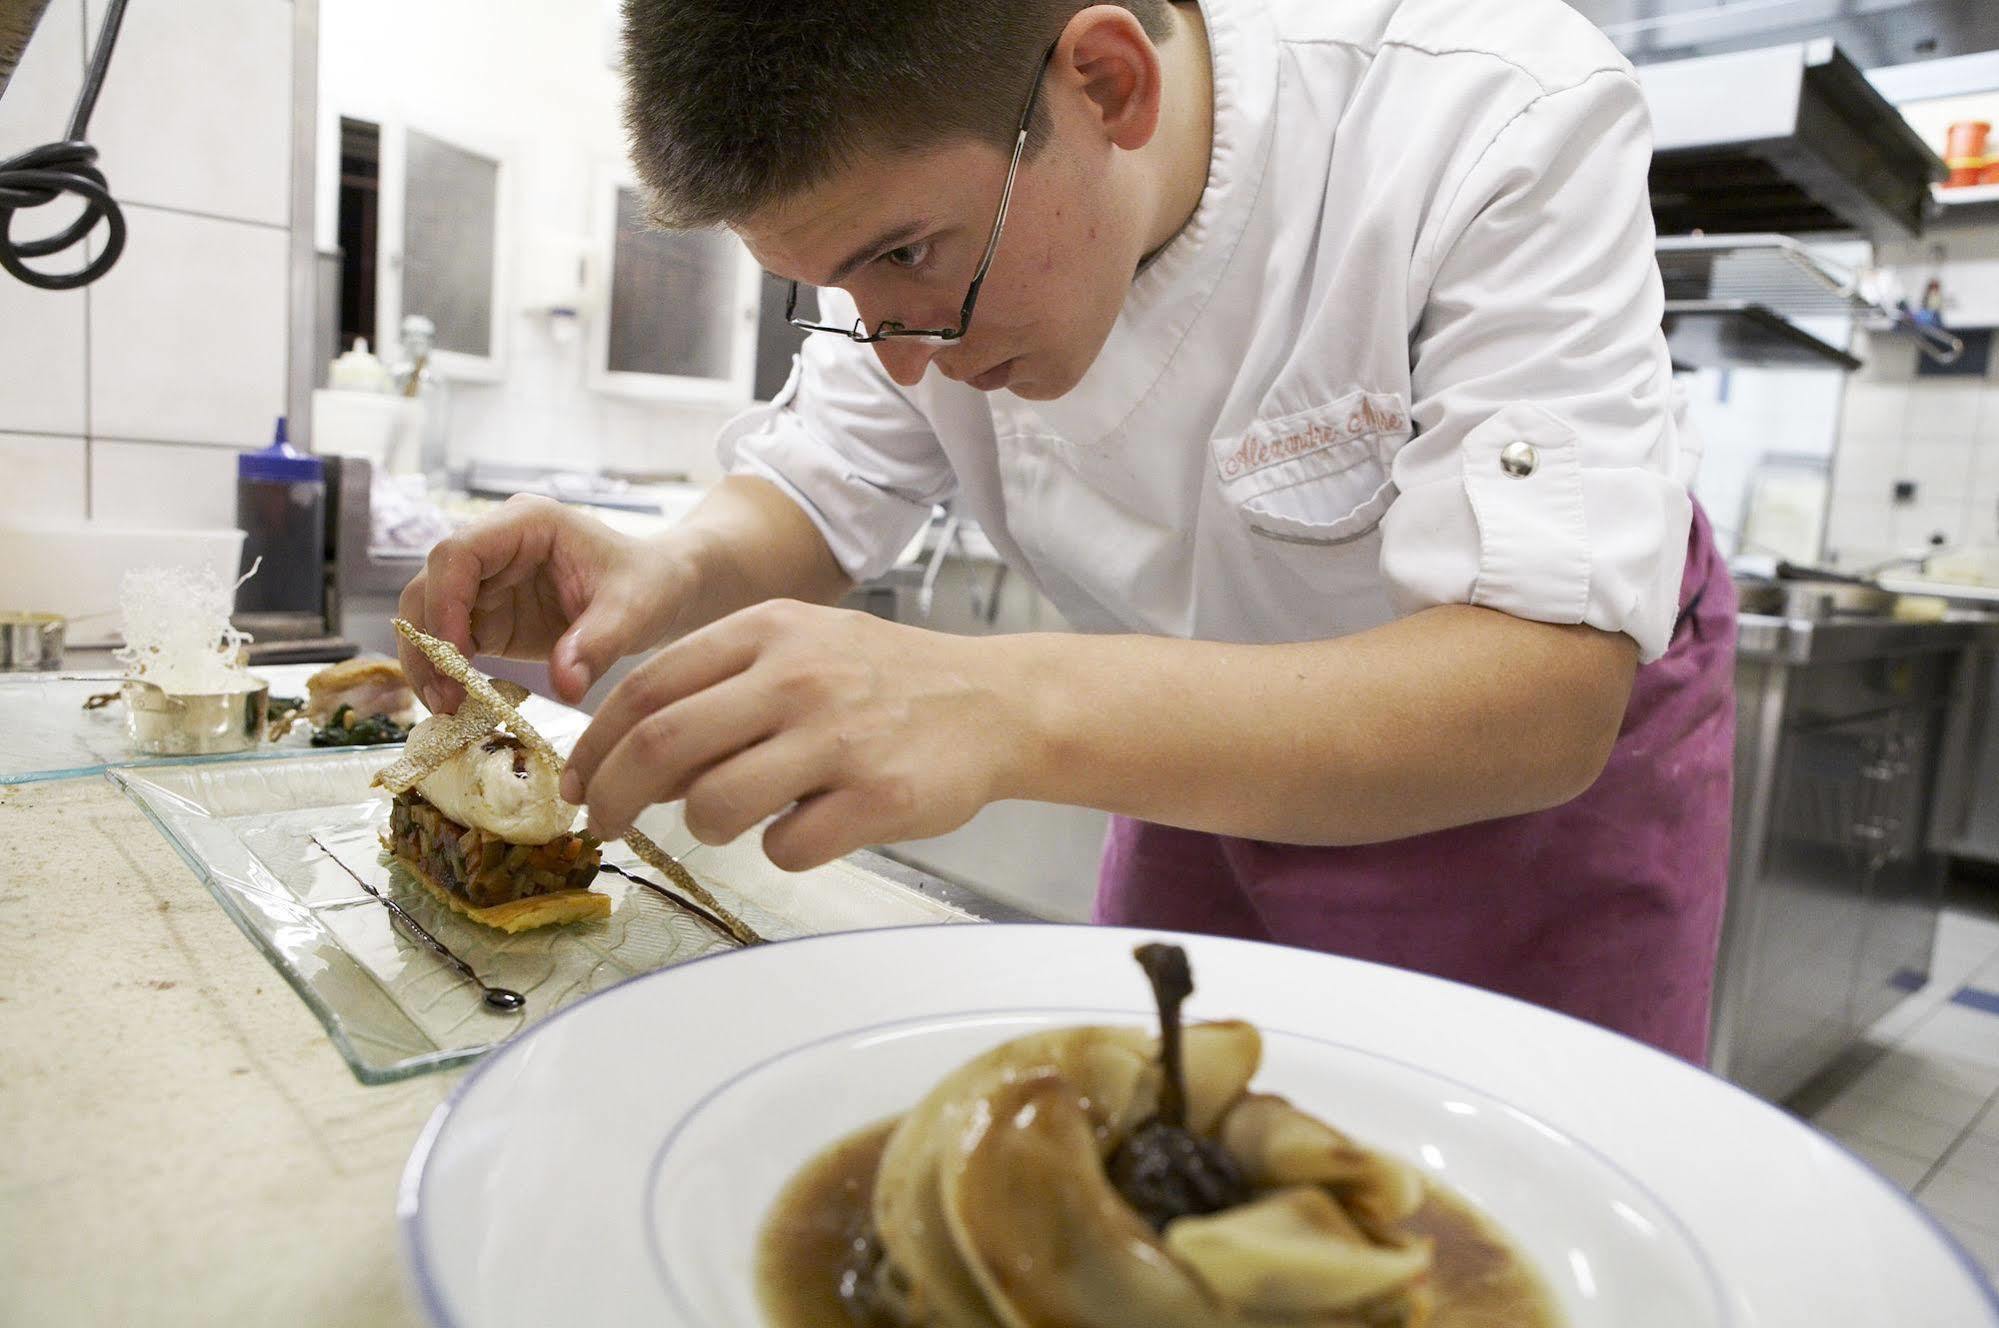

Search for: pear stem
xmin=1134 ymin=942 xmax=1194 ymax=1129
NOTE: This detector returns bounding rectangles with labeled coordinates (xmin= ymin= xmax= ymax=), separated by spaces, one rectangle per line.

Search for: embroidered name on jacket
xmin=1217 ymin=391 xmax=1409 ymax=483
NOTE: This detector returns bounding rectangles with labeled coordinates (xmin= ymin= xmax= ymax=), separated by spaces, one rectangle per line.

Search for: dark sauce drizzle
xmin=597 ymin=861 xmax=749 ymax=947
xmin=308 ymin=834 xmax=526 ymax=1012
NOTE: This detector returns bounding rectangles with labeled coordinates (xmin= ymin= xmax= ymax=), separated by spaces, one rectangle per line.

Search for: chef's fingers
xmin=415 ymin=547 xmax=488 ymax=715
xmin=576 ymin=674 xmax=779 ymax=836
xmin=550 ymin=587 xmax=646 ymax=705
xmin=759 ymin=786 xmax=875 ymax=872
xmin=411 ymin=502 xmax=552 ymax=713
xmin=395 ymin=572 xmax=462 ymax=716
xmin=672 ymin=728 xmax=835 ymax=849
xmin=469 ymin=581 xmax=522 ymax=656
xmin=563 ymin=611 xmax=763 ymax=801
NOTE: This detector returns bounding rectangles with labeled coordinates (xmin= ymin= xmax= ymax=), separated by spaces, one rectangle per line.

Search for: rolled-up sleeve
xmin=718 ymin=289 xmax=956 ymax=583
xmin=1380 ymin=69 xmax=1692 ymax=662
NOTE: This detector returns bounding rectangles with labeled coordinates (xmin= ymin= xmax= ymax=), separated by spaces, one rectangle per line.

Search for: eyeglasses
xmin=785 ymin=42 xmax=1058 ymax=345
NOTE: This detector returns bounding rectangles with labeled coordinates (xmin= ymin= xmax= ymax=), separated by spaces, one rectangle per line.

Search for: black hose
xmin=0 ymin=0 xmax=130 ymax=290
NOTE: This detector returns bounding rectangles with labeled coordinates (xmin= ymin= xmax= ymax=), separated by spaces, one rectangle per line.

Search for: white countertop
xmin=0 ymin=772 xmax=447 ymax=1326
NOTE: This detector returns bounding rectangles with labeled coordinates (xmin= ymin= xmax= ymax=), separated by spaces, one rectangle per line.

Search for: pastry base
xmin=380 ymin=834 xmax=611 ymax=933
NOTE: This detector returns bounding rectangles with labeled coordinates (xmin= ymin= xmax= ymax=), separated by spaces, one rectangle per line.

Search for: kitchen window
xmin=587 ymin=171 xmax=761 ymax=403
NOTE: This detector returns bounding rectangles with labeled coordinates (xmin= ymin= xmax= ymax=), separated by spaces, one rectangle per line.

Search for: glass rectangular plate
xmin=0 ymin=662 xmax=582 ymax=786
xmin=111 ymin=751 xmax=980 ymax=1083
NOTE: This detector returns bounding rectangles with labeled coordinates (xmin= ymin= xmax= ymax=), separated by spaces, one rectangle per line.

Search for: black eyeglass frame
xmin=784 ymin=41 xmax=1059 ymax=345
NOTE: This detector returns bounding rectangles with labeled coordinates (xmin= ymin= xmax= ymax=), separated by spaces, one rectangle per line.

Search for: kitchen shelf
xmin=1874 ymin=577 xmax=1999 ymax=608
xmin=1657 ymin=235 xmax=1871 ymax=318
xmin=1662 ymin=300 xmax=1863 ymax=373
xmin=1656 ymin=234 xmax=1963 ymax=368
xmin=1931 ymin=182 xmax=1999 ymax=224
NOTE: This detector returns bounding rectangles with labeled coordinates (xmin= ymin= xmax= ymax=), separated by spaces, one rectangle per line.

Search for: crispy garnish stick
xmin=623 ymin=827 xmax=764 ymax=947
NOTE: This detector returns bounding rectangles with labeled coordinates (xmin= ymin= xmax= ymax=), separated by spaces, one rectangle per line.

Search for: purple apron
xmin=1095 ymin=505 xmax=1737 ymax=1063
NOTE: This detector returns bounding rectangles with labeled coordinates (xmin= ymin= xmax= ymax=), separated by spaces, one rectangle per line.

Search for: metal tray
xmin=0 ymin=662 xmax=558 ymax=786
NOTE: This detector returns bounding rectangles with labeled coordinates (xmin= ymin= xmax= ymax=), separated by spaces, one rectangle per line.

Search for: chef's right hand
xmin=397 ymin=494 xmax=687 ymax=713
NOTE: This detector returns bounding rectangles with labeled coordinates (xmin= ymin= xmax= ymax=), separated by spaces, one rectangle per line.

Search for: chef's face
xmin=735 ymin=129 xmax=1146 ymax=401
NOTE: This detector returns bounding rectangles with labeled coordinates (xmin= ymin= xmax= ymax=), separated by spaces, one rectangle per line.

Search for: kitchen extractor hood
xmin=1567 ymin=0 xmax=1999 ymax=72
xmin=1636 ymin=40 xmax=1945 ymax=238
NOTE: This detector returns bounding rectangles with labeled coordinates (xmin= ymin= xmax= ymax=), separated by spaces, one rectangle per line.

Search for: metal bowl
xmin=0 ymin=612 xmax=65 ymax=671
xmin=121 ymin=677 xmax=269 ymax=756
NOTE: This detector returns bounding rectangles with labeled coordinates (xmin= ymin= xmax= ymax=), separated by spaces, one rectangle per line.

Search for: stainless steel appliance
xmin=1711 ymin=601 xmax=1993 ymax=1100
xmin=1933 ymin=635 xmax=1999 ymax=868
xmin=1636 ymin=39 xmax=1943 ymax=240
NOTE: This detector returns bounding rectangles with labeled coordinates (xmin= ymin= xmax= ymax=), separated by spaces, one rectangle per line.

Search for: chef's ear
xmin=1058 ymin=5 xmax=1166 ymax=153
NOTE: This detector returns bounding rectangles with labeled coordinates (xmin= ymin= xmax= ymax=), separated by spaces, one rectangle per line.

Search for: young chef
xmin=400 ymin=0 xmax=1737 ymax=1060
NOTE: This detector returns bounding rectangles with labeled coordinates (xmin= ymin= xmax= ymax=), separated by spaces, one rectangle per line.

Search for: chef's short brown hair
xmin=622 ymin=0 xmax=1176 ymax=228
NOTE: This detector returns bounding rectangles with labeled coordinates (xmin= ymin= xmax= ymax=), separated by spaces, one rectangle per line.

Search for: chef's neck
xmin=1138 ymin=1 xmax=1214 ymax=269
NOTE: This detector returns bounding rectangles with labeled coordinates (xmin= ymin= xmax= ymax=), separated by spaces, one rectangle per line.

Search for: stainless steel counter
xmin=1712 ymin=609 xmax=1996 ymax=1101
xmin=1735 ymin=610 xmax=1994 ymax=665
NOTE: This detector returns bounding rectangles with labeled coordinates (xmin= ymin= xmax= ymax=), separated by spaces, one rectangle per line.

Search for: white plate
xmin=400 ymin=926 xmax=1999 ymax=1328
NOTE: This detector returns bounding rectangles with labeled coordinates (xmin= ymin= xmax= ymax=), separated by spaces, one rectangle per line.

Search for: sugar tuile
xmin=115 ymin=562 xmax=258 ymax=694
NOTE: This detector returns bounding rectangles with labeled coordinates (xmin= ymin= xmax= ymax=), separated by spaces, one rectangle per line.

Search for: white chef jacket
xmin=718 ymin=0 xmax=1696 ymax=662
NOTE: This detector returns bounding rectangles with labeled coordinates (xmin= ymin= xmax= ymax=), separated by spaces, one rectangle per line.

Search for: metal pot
xmin=121 ymin=677 xmax=269 ymax=756
xmin=0 ymin=612 xmax=65 ymax=671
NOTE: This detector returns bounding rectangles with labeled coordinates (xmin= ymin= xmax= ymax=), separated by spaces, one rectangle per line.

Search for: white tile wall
xmin=1831 ymin=432 xmax=1907 ymax=505
xmin=87 ymin=440 xmax=240 ymax=530
xmin=0 ymin=0 xmax=90 ymax=437
xmin=1827 ymin=496 xmax=1895 ymax=568
xmin=0 ymin=0 xmax=94 ymax=320
xmin=0 ymin=0 xmax=82 ymax=162
xmin=82 ymin=0 xmax=293 ymax=228
xmin=0 ymin=0 xmax=295 ymax=538
xmin=1905 ymin=380 xmax=1986 ymax=438
xmin=0 ymin=433 xmax=88 ymax=524
xmin=87 ymin=205 xmax=290 ymax=448
xmin=0 ymin=279 xmax=89 ymax=436
xmin=1973 ymin=449 xmax=1999 ymax=549
xmin=1828 ymin=319 xmax=1999 ymax=566
xmin=1841 ymin=380 xmax=1912 ymax=438
xmin=444 ymin=322 xmax=743 ymax=483
xmin=1881 ymin=230 xmax=1999 ymax=332
xmin=1902 ymin=435 xmax=1982 ymax=505
xmin=1894 ymin=500 xmax=1969 ymax=554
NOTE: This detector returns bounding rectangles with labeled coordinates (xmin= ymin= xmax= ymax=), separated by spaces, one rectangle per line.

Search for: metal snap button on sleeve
xmin=1499 ymin=441 xmax=1538 ymax=478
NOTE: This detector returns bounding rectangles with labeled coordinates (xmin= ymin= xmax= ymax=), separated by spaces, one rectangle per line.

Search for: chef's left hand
xmin=561 ymin=600 xmax=1032 ymax=870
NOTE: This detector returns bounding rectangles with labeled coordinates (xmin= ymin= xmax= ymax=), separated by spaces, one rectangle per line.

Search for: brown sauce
xmin=758 ymin=1120 xmax=902 ymax=1328
xmin=758 ymin=1120 xmax=1562 ymax=1328
xmin=1402 ymin=1187 xmax=1562 ymax=1328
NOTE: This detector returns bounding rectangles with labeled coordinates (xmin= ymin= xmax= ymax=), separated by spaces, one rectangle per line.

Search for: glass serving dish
xmin=0 ymin=662 xmax=588 ymax=785
xmin=111 ymin=750 xmax=981 ymax=1083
